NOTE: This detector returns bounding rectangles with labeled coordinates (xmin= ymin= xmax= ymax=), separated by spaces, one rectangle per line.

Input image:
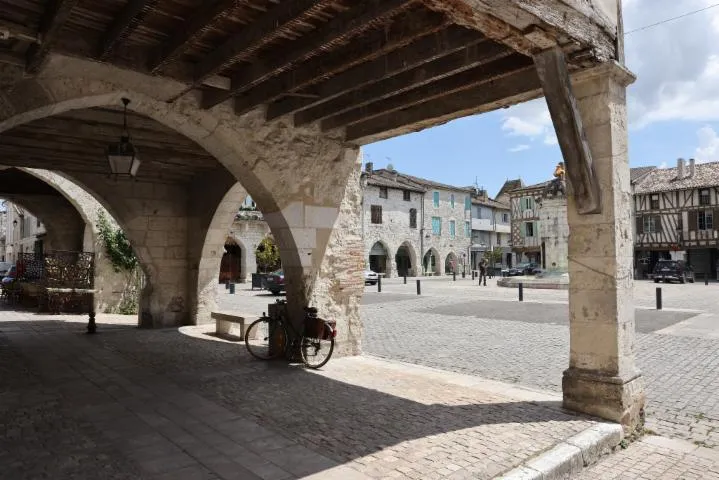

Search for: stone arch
xmin=0 ymin=57 xmax=362 ymax=349
xmin=395 ymin=241 xmax=418 ymax=277
xmin=220 ymin=236 xmax=245 ymax=284
xmin=18 ymin=168 xmax=135 ymax=313
xmin=368 ymin=240 xmax=391 ymax=277
xmin=423 ymin=247 xmax=441 ymax=276
xmin=444 ymin=252 xmax=458 ymax=275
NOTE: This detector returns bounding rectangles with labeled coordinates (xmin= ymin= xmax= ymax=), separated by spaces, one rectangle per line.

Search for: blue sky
xmin=364 ymin=0 xmax=719 ymax=198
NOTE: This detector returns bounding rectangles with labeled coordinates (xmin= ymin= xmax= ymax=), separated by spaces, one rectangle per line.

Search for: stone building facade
xmin=470 ymin=191 xmax=512 ymax=269
xmin=538 ymin=196 xmax=569 ymax=272
xmin=360 ymin=164 xmax=473 ymax=277
xmin=3 ymin=202 xmax=47 ymax=261
xmin=224 ymin=209 xmax=272 ymax=283
xmin=509 ymin=182 xmax=546 ymax=265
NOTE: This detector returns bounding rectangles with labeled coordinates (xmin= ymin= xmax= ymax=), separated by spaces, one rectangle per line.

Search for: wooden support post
xmin=534 ymin=46 xmax=602 ymax=215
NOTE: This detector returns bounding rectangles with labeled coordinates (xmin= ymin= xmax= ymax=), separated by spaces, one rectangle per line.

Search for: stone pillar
xmin=562 ymin=62 xmax=645 ymax=429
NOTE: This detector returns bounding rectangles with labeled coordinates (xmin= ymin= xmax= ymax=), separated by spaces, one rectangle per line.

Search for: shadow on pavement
xmin=0 ymin=312 xmax=592 ymax=479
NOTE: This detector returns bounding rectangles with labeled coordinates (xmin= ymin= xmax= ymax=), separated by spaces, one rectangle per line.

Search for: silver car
xmin=364 ymin=270 xmax=379 ymax=285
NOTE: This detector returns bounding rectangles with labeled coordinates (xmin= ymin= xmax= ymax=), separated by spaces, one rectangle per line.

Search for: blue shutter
xmin=465 ymin=196 xmax=471 ymax=210
xmin=449 ymin=221 xmax=456 ymax=238
xmin=433 ymin=191 xmax=440 ymax=207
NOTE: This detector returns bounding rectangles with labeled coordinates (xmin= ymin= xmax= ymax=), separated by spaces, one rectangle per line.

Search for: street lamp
xmin=106 ymin=98 xmax=141 ymax=177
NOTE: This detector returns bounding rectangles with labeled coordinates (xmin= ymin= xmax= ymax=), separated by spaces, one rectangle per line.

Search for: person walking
xmin=479 ymin=257 xmax=488 ymax=286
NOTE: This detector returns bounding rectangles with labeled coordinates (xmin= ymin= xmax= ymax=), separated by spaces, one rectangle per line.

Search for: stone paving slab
xmin=0 ymin=308 xmax=619 ymax=480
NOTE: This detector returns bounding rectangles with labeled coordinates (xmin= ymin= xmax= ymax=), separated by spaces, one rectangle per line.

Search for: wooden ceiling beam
xmin=99 ymin=0 xmax=161 ymax=60
xmin=344 ymin=66 xmax=542 ymax=144
xmin=193 ymin=0 xmax=337 ymax=91
xmin=323 ymin=54 xmax=532 ymax=131
xmin=149 ymin=0 xmax=238 ymax=73
xmin=203 ymin=0 xmax=415 ymax=109
xmin=239 ymin=11 xmax=459 ymax=118
xmin=26 ymin=0 xmax=82 ymax=73
xmin=296 ymin=40 xmax=510 ymax=126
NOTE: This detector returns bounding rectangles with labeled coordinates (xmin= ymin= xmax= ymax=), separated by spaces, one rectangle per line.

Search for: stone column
xmin=562 ymin=62 xmax=645 ymax=429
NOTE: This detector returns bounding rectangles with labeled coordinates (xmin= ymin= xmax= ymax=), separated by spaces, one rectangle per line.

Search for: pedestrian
xmin=479 ymin=257 xmax=488 ymax=286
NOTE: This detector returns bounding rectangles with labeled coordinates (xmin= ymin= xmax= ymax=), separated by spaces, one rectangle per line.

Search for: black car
xmin=653 ymin=260 xmax=695 ymax=284
xmin=263 ymin=270 xmax=286 ymax=295
xmin=506 ymin=262 xmax=541 ymax=276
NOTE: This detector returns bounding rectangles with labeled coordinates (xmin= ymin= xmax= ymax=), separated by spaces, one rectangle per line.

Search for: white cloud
xmin=624 ymin=0 xmax=719 ymax=127
xmin=498 ymin=1 xmax=719 ymax=138
xmin=509 ymin=144 xmax=530 ymax=153
xmin=695 ymin=125 xmax=719 ymax=162
xmin=501 ymin=98 xmax=555 ymax=147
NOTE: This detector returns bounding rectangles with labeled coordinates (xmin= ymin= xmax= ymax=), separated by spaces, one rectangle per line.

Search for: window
xmin=677 ymin=215 xmax=683 ymax=231
xmin=643 ymin=215 xmax=660 ymax=233
xmin=700 ymin=189 xmax=711 ymax=206
xmin=502 ymin=213 xmax=509 ymax=223
xmin=379 ymin=186 xmax=388 ymax=199
xmin=36 ymin=218 xmax=41 ymax=228
xmin=432 ymin=216 xmax=441 ymax=235
xmin=409 ymin=208 xmax=417 ymax=228
xmin=371 ymin=205 xmax=382 ymax=224
xmin=497 ymin=233 xmax=501 ymax=244
xmin=699 ymin=210 xmax=714 ymax=231
xmin=403 ymin=190 xmax=411 ymax=201
xmin=650 ymin=194 xmax=659 ymax=210
xmin=521 ymin=197 xmax=534 ymax=210
xmin=465 ymin=221 xmax=470 ymax=237
xmin=465 ymin=196 xmax=471 ymax=211
xmin=433 ymin=191 xmax=440 ymax=208
xmin=449 ymin=220 xmax=456 ymax=238
xmin=524 ymin=222 xmax=534 ymax=237
xmin=450 ymin=194 xmax=455 ymax=208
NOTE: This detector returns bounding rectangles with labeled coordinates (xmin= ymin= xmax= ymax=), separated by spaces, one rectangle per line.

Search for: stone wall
xmin=538 ymin=197 xmax=569 ymax=271
xmin=229 ymin=215 xmax=271 ymax=281
xmin=421 ymin=188 xmax=472 ymax=274
xmin=362 ymin=183 xmax=423 ymax=277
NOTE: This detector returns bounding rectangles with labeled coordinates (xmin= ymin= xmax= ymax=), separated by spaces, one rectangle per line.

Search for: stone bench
xmin=211 ymin=311 xmax=258 ymax=340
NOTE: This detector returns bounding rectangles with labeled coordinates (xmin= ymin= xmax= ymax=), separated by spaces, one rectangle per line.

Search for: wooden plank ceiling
xmin=0 ymin=107 xmax=218 ymax=183
xmin=0 ymin=0 xmax=610 ymax=148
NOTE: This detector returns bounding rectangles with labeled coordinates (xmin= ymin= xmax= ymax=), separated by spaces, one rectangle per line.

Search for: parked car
xmin=653 ymin=260 xmax=695 ymax=284
xmin=263 ymin=270 xmax=286 ymax=295
xmin=364 ymin=270 xmax=379 ymax=285
xmin=507 ymin=262 xmax=541 ymax=276
xmin=0 ymin=261 xmax=12 ymax=277
xmin=1 ymin=265 xmax=17 ymax=286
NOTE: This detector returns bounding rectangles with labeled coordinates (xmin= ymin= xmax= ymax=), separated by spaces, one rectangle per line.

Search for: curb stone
xmin=496 ymin=423 xmax=623 ymax=479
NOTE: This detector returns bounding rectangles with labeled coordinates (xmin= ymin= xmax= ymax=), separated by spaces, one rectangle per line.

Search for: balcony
xmin=515 ymin=236 xmax=541 ymax=249
xmin=495 ymin=224 xmax=511 ymax=234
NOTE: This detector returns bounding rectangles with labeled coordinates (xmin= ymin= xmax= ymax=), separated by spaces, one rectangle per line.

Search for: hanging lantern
xmin=106 ymin=98 xmax=140 ymax=177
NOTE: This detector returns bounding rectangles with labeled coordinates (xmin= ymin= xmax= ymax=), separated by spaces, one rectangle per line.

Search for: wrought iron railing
xmin=18 ymin=251 xmax=95 ymax=289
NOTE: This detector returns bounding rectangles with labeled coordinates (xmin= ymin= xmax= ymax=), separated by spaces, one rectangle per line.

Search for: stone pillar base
xmin=562 ymin=368 xmax=645 ymax=430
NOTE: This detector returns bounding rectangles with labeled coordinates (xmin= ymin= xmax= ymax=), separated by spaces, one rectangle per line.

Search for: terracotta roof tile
xmin=634 ymin=162 xmax=719 ymax=194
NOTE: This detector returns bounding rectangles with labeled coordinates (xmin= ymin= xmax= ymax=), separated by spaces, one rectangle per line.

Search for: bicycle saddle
xmin=304 ymin=306 xmax=318 ymax=314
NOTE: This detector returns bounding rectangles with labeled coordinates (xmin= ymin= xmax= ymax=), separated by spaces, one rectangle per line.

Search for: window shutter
xmin=636 ymin=214 xmax=643 ymax=234
xmin=688 ymin=211 xmax=698 ymax=231
xmin=714 ymin=209 xmax=719 ymax=229
xmin=655 ymin=215 xmax=662 ymax=233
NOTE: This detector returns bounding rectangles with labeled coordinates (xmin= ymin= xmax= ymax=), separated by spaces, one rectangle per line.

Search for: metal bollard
xmin=706 ymin=273 xmax=710 ymax=286
xmin=462 ymin=271 xmax=466 ymax=279
xmin=225 ymin=281 xmax=230 ymax=290
xmin=518 ymin=282 xmax=523 ymax=302
xmin=453 ymin=271 xmax=456 ymax=281
xmin=404 ymin=275 xmax=407 ymax=284
xmin=229 ymin=283 xmax=235 ymax=294
xmin=87 ymin=311 xmax=96 ymax=334
xmin=378 ymin=275 xmax=382 ymax=293
xmin=416 ymin=279 xmax=421 ymax=295
xmin=656 ymin=287 xmax=662 ymax=310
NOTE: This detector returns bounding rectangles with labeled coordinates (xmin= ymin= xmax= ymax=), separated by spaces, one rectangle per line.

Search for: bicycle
xmin=244 ymin=300 xmax=337 ymax=369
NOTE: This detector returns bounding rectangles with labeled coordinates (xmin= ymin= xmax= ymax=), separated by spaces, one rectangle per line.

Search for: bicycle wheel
xmin=300 ymin=322 xmax=334 ymax=369
xmin=245 ymin=317 xmax=286 ymax=360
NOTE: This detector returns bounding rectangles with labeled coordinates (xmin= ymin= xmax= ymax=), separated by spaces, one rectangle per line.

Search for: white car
xmin=364 ymin=270 xmax=379 ymax=285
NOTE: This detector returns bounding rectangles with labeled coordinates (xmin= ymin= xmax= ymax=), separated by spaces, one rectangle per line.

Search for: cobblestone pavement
xmin=0 ymin=307 xmax=608 ymax=480
xmin=218 ymin=278 xmax=719 ymax=448
xmin=575 ymin=436 xmax=719 ymax=479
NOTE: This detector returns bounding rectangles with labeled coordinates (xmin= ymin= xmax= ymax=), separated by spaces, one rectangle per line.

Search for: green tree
xmin=483 ymin=247 xmax=503 ymax=267
xmin=256 ymin=236 xmax=281 ymax=273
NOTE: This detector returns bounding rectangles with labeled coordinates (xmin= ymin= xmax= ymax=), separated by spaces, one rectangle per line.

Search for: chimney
xmin=365 ymin=162 xmax=373 ymax=174
xmin=689 ymin=158 xmax=696 ymax=177
xmin=677 ymin=158 xmax=685 ymax=179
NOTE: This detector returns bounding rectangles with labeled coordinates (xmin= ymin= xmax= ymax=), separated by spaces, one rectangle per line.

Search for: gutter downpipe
xmin=420 ymin=191 xmax=425 ymax=276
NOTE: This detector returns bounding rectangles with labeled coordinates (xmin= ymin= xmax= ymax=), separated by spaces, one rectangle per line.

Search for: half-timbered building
xmin=509 ymin=181 xmax=547 ymax=265
xmin=634 ymin=159 xmax=719 ymax=280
